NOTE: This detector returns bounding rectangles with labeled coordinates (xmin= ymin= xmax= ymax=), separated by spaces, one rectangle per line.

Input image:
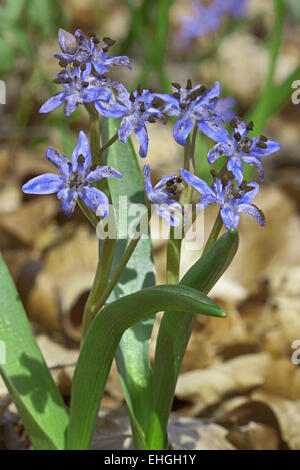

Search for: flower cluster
xmin=178 ymin=0 xmax=249 ymax=43
xmin=23 ymin=27 xmax=280 ymax=232
xmin=23 ymin=131 xmax=122 ymax=216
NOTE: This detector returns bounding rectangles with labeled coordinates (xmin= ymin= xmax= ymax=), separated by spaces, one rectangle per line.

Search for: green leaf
xmin=102 ymin=118 xmax=156 ymax=447
xmin=0 ymin=254 xmax=69 ymax=450
xmin=0 ymin=37 xmax=15 ymax=76
xmin=67 ymin=284 xmax=225 ymax=449
xmin=147 ymin=228 xmax=239 ymax=449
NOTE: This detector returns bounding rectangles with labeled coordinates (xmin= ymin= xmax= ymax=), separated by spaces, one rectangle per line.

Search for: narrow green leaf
xmin=102 ymin=118 xmax=156 ymax=445
xmin=0 ymin=255 xmax=69 ymax=450
xmin=67 ymin=284 xmax=225 ymax=449
xmin=147 ymin=229 xmax=239 ymax=449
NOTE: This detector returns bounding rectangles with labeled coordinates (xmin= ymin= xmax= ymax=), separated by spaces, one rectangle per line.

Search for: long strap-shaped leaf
xmin=146 ymin=228 xmax=239 ymax=449
xmin=102 ymin=118 xmax=156 ymax=446
xmin=0 ymin=255 xmax=69 ymax=450
xmin=67 ymin=284 xmax=225 ymax=449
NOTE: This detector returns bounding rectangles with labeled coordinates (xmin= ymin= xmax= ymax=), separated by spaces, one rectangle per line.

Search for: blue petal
xmin=54 ymin=53 xmax=75 ymax=63
xmin=239 ymin=182 xmax=259 ymax=204
xmin=198 ymin=121 xmax=231 ymax=144
xmin=95 ymin=100 xmax=127 ymax=118
xmin=215 ymin=97 xmax=237 ymax=122
xmin=82 ymin=87 xmax=111 ymax=103
xmin=86 ymin=166 xmax=123 ymax=183
xmin=157 ymin=206 xmax=181 ymax=227
xmin=103 ymin=55 xmax=132 ymax=70
xmin=250 ymin=139 xmax=281 ymax=157
xmin=22 ymin=174 xmax=64 ymax=194
xmin=242 ymin=156 xmax=264 ymax=181
xmin=207 ymin=142 xmax=233 ymax=164
xmin=144 ymin=164 xmax=153 ymax=197
xmin=39 ymin=91 xmax=66 ymax=114
xmin=58 ymin=29 xmax=77 ymax=54
xmin=220 ymin=207 xmax=240 ymax=230
xmin=154 ymin=93 xmax=179 ymax=117
xmin=64 ymin=94 xmax=80 ymax=118
xmin=227 ymin=157 xmax=244 ymax=186
xmin=118 ymin=115 xmax=136 ymax=144
xmin=57 ymin=188 xmax=77 ymax=216
xmin=81 ymin=186 xmax=109 ymax=218
xmin=110 ymin=82 xmax=131 ymax=107
xmin=236 ymin=203 xmax=265 ymax=226
xmin=180 ymin=169 xmax=216 ymax=199
xmin=213 ymin=178 xmax=224 ymax=196
xmin=72 ymin=131 xmax=92 ymax=170
xmin=92 ymin=60 xmax=109 ymax=75
xmin=135 ymin=124 xmax=149 ymax=158
xmin=201 ymin=81 xmax=221 ymax=108
xmin=174 ymin=117 xmax=194 ymax=145
xmin=46 ymin=147 xmax=69 ymax=175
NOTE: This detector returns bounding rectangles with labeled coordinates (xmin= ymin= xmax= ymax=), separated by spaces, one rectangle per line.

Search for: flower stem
xmin=85 ymin=103 xmax=101 ymax=165
xmin=78 ymin=198 xmax=99 ymax=228
xmin=202 ymin=210 xmax=223 ymax=254
xmin=99 ymin=131 xmax=119 ymax=156
xmin=81 ymin=237 xmax=116 ymax=340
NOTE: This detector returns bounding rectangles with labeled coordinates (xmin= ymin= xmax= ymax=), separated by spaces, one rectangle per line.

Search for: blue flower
xmin=217 ymin=0 xmax=249 ymax=19
xmin=22 ymin=131 xmax=122 ymax=217
xmin=39 ymin=63 xmax=111 ymax=117
xmin=144 ymin=164 xmax=183 ymax=226
xmin=96 ymin=84 xmax=164 ymax=158
xmin=179 ymin=1 xmax=222 ymax=41
xmin=203 ymin=118 xmax=280 ymax=186
xmin=180 ymin=169 xmax=265 ymax=230
xmin=54 ymin=29 xmax=131 ymax=74
xmin=156 ymin=81 xmax=224 ymax=146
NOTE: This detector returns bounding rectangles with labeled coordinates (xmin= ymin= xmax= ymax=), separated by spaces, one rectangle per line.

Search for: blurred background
xmin=0 ymin=0 xmax=300 ymax=450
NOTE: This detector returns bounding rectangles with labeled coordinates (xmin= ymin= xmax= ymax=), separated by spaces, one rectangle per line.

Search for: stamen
xmin=80 ymin=64 xmax=87 ymax=71
xmin=246 ymin=121 xmax=254 ymax=131
xmin=129 ymin=92 xmax=135 ymax=102
xmin=73 ymin=60 xmax=80 ymax=67
xmin=77 ymin=154 xmax=85 ymax=164
xmin=103 ymin=37 xmax=116 ymax=47
xmin=59 ymin=59 xmax=68 ymax=68
xmin=234 ymin=132 xmax=241 ymax=141
xmin=242 ymin=146 xmax=251 ymax=154
xmin=82 ymin=81 xmax=89 ymax=88
xmin=230 ymin=118 xmax=238 ymax=129
xmin=148 ymin=116 xmax=156 ymax=123
xmin=137 ymin=84 xmax=143 ymax=96
xmin=256 ymin=141 xmax=267 ymax=149
xmin=151 ymin=97 xmax=165 ymax=108
xmin=179 ymin=103 xmax=187 ymax=109
xmin=52 ymin=78 xmax=62 ymax=84
xmin=186 ymin=79 xmax=192 ymax=90
xmin=140 ymin=102 xmax=146 ymax=113
xmin=172 ymin=82 xmax=181 ymax=90
xmin=172 ymin=92 xmax=180 ymax=99
xmin=260 ymin=135 xmax=268 ymax=142
xmin=63 ymin=78 xmax=72 ymax=84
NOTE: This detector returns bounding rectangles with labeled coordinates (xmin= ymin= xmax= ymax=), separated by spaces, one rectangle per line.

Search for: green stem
xmin=92 ymin=235 xmax=142 ymax=315
xmin=202 ymin=211 xmax=223 ymax=254
xmin=85 ymin=103 xmax=101 ymax=165
xmin=78 ymin=198 xmax=99 ymax=228
xmin=81 ymin=237 xmax=116 ymax=340
xmin=99 ymin=131 xmax=119 ymax=156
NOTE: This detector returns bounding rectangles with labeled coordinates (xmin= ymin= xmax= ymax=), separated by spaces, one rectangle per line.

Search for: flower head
xmin=180 ymin=168 xmax=265 ymax=230
xmin=22 ymin=131 xmax=122 ymax=217
xmin=156 ymin=80 xmax=224 ymax=146
xmin=204 ymin=118 xmax=280 ymax=186
xmin=179 ymin=1 xmax=222 ymax=41
xmin=39 ymin=63 xmax=111 ymax=117
xmin=54 ymin=29 xmax=131 ymax=74
xmin=96 ymin=84 xmax=165 ymax=158
xmin=144 ymin=164 xmax=183 ymax=226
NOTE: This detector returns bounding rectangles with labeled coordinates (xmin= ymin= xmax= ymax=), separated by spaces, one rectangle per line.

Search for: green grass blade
xmin=0 ymin=254 xmax=69 ymax=450
xmin=102 ymin=118 xmax=156 ymax=446
xmin=67 ymin=284 xmax=225 ymax=449
xmin=147 ymin=229 xmax=239 ymax=449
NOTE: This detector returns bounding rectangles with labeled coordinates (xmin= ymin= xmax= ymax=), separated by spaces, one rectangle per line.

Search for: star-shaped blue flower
xmin=156 ymin=81 xmax=224 ymax=146
xmin=54 ymin=29 xmax=131 ymax=74
xmin=22 ymin=131 xmax=122 ymax=217
xmin=203 ymin=118 xmax=280 ymax=186
xmin=180 ymin=169 xmax=265 ymax=230
xmin=179 ymin=1 xmax=222 ymax=41
xmin=39 ymin=63 xmax=111 ymax=117
xmin=95 ymin=84 xmax=164 ymax=158
xmin=144 ymin=164 xmax=183 ymax=226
